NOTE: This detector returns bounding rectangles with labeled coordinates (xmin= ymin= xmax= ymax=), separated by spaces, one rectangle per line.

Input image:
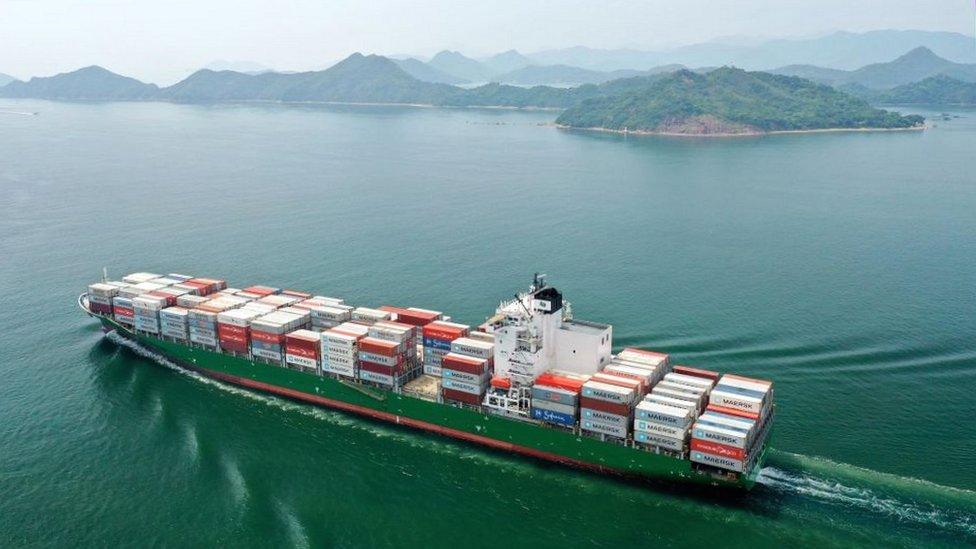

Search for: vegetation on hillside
xmin=555 ymin=68 xmax=924 ymax=134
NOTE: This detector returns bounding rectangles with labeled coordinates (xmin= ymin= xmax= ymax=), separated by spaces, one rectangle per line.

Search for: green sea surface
xmin=0 ymin=100 xmax=973 ymax=547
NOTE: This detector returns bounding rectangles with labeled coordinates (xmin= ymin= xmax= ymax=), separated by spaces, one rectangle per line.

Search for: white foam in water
xmin=757 ymin=466 xmax=976 ymax=536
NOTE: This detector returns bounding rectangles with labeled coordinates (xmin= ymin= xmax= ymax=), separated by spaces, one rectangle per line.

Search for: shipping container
xmin=442 ymin=388 xmax=481 ymax=405
xmin=581 ymin=418 xmax=627 ymax=438
xmin=581 ymin=380 xmax=635 ymax=405
xmin=531 ymin=407 xmax=575 ymax=427
xmin=530 ymin=398 xmax=576 ymax=416
xmin=580 ymin=408 xmax=629 ymax=428
xmin=635 ymin=431 xmax=685 ymax=451
xmin=635 ymin=401 xmax=693 ymax=429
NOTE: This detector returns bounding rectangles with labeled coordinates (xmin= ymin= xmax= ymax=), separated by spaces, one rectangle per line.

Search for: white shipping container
xmin=122 ymin=272 xmax=160 ymax=284
xmin=286 ymin=354 xmax=317 ymax=369
xmin=663 ymin=372 xmax=715 ymax=391
xmin=643 ymin=395 xmax=698 ymax=417
xmin=253 ymin=348 xmax=283 ymax=361
xmin=635 ymin=401 xmax=693 ymax=428
xmin=635 ymin=431 xmax=685 ymax=451
xmin=441 ymin=378 xmax=485 ymax=395
xmin=190 ymin=333 xmax=217 ymax=346
xmin=708 ymin=388 xmax=764 ymax=414
xmin=580 ymin=408 xmax=629 ymax=428
xmin=441 ymin=369 xmax=487 ymax=385
xmin=634 ymin=419 xmax=689 ymax=439
xmin=651 ymin=386 xmax=703 ymax=408
xmin=423 ymin=365 xmax=442 ymax=376
xmin=603 ymin=364 xmax=654 ymax=385
xmin=692 ymin=422 xmax=749 ymax=448
xmin=359 ymin=369 xmax=394 ymax=386
xmin=217 ymin=308 xmax=262 ymax=328
xmin=581 ymin=419 xmax=628 ymax=438
xmin=581 ymin=381 xmax=634 ymax=405
xmin=718 ymin=375 xmax=772 ymax=394
xmin=352 ymin=307 xmax=391 ymax=324
xmin=449 ymin=337 xmax=494 ymax=359
xmin=698 ymin=411 xmax=756 ymax=433
xmin=691 ymin=450 xmax=745 ymax=473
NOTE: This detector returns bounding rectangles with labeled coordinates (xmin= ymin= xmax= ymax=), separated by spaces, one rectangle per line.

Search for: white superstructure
xmin=488 ymin=275 xmax=612 ymax=384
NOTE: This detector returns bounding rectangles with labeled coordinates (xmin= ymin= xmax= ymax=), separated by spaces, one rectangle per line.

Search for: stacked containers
xmin=633 ymin=401 xmax=694 ymax=451
xmin=177 ymin=294 xmax=209 ymax=309
xmin=132 ymin=294 xmax=168 ymax=334
xmin=580 ymin=380 xmax=637 ymax=439
xmin=614 ymin=348 xmax=671 ymax=385
xmin=285 ymin=329 xmax=322 ymax=371
xmin=440 ymin=353 xmax=489 ymax=405
xmin=185 ymin=278 xmax=227 ymax=296
xmin=531 ymin=371 xmax=588 ymax=427
xmin=188 ymin=296 xmax=244 ymax=347
xmin=691 ymin=374 xmax=773 ymax=473
xmin=299 ymin=303 xmax=353 ymax=330
xmin=112 ymin=296 xmax=135 ymax=325
xmin=160 ymin=307 xmax=190 ymax=340
xmin=250 ymin=311 xmax=306 ymax=361
xmin=87 ymin=283 xmax=119 ymax=315
xmin=357 ymin=337 xmax=404 ymax=387
xmin=216 ymin=308 xmax=263 ymax=354
xmin=369 ymin=320 xmax=418 ymax=372
xmin=321 ymin=322 xmax=369 ymax=378
xmin=422 ymin=321 xmax=469 ymax=376
xmin=351 ymin=307 xmax=391 ymax=325
xmin=450 ymin=338 xmax=494 ymax=372
xmin=257 ymin=294 xmax=300 ymax=309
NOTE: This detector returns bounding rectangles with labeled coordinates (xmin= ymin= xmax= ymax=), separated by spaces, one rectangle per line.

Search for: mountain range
xmin=772 ymin=47 xmax=976 ymax=89
xmin=0 ymin=72 xmax=16 ymax=87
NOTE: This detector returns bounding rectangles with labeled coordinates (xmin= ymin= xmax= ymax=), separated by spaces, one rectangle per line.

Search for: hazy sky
xmin=2 ymin=0 xmax=973 ymax=84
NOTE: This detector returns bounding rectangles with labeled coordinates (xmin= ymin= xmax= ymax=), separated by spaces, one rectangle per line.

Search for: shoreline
xmin=553 ymin=123 xmax=927 ymax=138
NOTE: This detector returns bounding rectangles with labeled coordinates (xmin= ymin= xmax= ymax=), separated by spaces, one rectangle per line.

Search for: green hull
xmin=94 ymin=314 xmax=766 ymax=490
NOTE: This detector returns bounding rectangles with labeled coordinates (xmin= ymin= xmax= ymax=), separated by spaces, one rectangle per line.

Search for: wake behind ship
xmin=81 ymin=272 xmax=773 ymax=490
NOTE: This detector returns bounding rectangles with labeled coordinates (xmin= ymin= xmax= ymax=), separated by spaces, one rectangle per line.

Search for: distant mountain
xmin=427 ymin=50 xmax=492 ymax=82
xmin=493 ymin=64 xmax=684 ymax=86
xmin=444 ymin=73 xmax=683 ymax=109
xmin=529 ymin=30 xmax=976 ymax=72
xmin=161 ymin=53 xmax=457 ymax=104
xmin=0 ymin=72 xmax=17 ymax=87
xmin=773 ymin=47 xmax=976 ymax=90
xmin=0 ymin=66 xmax=158 ymax=100
xmin=768 ymin=64 xmax=850 ymax=85
xmin=480 ymin=50 xmax=534 ymax=74
xmin=555 ymin=68 xmax=923 ymax=135
xmin=873 ymin=75 xmax=976 ymax=105
xmin=203 ymin=60 xmax=274 ymax=74
xmin=392 ymin=58 xmax=468 ymax=84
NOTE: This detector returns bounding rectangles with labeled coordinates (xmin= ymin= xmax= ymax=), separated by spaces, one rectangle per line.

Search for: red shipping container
xmin=114 ymin=307 xmax=135 ymax=317
xmin=218 ymin=323 xmax=248 ymax=338
xmin=534 ymin=372 xmax=587 ymax=393
xmin=580 ymin=396 xmax=631 ymax=416
xmin=592 ymin=372 xmax=644 ymax=395
xmin=147 ymin=291 xmax=177 ymax=307
xmin=359 ymin=337 xmax=400 ymax=357
xmin=286 ymin=343 xmax=318 ymax=360
xmin=705 ymin=404 xmax=760 ymax=421
xmin=673 ymin=365 xmax=721 ymax=382
xmin=251 ymin=330 xmax=285 ymax=345
xmin=441 ymin=354 xmax=486 ymax=375
xmin=691 ymin=438 xmax=745 ymax=461
xmin=282 ymin=290 xmax=311 ymax=299
xmin=91 ymin=302 xmax=113 ymax=314
xmin=243 ymin=285 xmax=278 ymax=297
xmin=423 ymin=321 xmax=467 ymax=341
xmin=442 ymin=388 xmax=481 ymax=405
xmin=386 ymin=307 xmax=440 ymax=327
xmin=360 ymin=360 xmax=398 ymax=376
xmin=220 ymin=339 xmax=250 ymax=353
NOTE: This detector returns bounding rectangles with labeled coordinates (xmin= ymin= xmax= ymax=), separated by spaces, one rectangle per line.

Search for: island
xmin=554 ymin=68 xmax=925 ymax=136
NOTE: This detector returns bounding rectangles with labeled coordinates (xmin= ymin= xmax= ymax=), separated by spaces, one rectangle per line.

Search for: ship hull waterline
xmin=88 ymin=308 xmax=764 ymax=491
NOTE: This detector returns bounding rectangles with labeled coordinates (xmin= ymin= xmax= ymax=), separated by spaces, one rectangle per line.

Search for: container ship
xmin=80 ymin=272 xmax=773 ymax=490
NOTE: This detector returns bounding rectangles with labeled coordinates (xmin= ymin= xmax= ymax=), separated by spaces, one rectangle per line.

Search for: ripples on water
xmin=111 ymin=333 xmax=976 ymax=544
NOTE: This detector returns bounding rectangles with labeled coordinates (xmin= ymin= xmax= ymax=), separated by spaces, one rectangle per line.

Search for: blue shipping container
xmin=531 ymin=407 xmax=576 ymax=427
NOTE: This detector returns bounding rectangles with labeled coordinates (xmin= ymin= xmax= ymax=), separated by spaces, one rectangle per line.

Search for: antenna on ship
xmin=102 ymin=267 xmax=108 ymax=283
